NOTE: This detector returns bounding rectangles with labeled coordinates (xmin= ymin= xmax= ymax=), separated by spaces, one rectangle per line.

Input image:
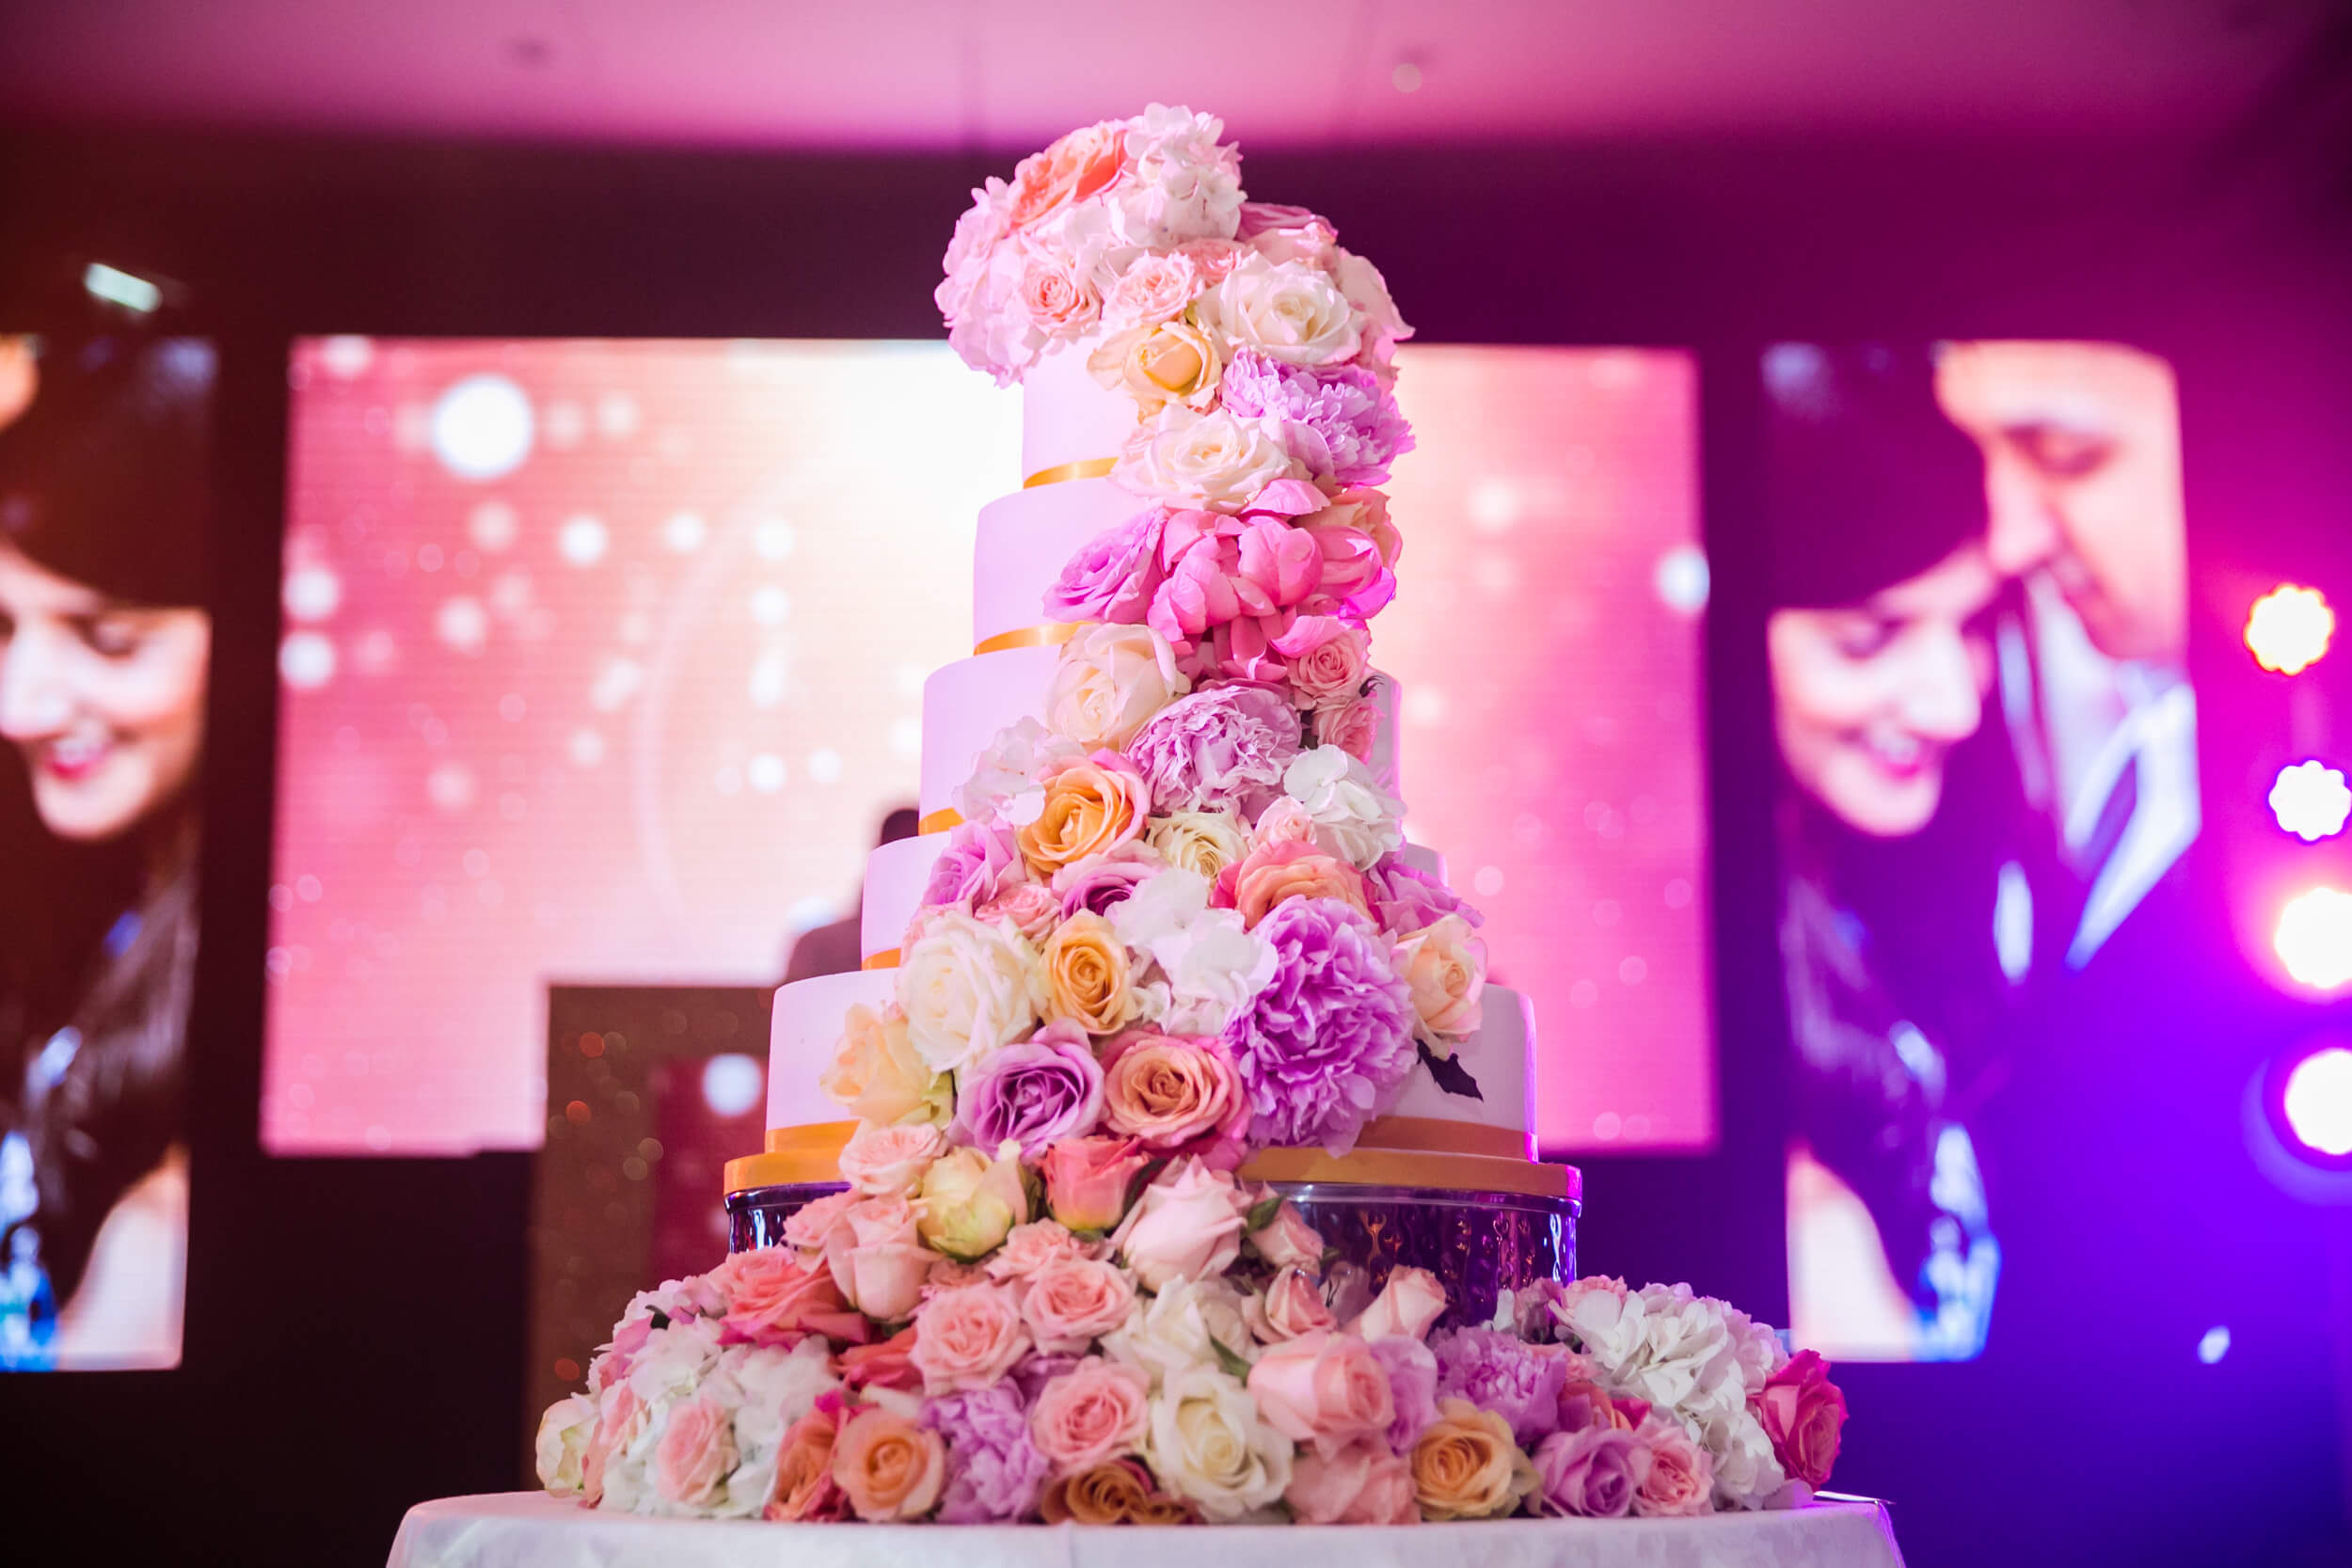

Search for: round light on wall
xmin=2275 ymin=886 xmax=2352 ymax=991
xmin=2282 ymin=1046 xmax=2352 ymax=1159
xmin=2245 ymin=584 xmax=2334 ymax=675
xmin=2268 ymin=760 xmax=2352 ymax=842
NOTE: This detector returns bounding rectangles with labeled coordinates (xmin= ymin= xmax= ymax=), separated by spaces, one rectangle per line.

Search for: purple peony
xmin=922 ymin=817 xmax=1029 ymax=910
xmin=954 ymin=1022 xmax=1105 ymax=1159
xmin=1364 ymin=851 xmax=1482 ymax=937
xmin=1050 ymin=842 xmax=1163 ymax=920
xmin=1221 ymin=349 xmax=1415 ymax=488
xmin=1221 ymin=897 xmax=1414 ymax=1153
xmin=1432 ymin=1326 xmax=1568 ymax=1448
xmin=1043 ymin=506 xmax=1166 ymax=625
xmin=1368 ymin=1333 xmax=1441 ymax=1452
xmin=925 ymin=1381 xmax=1052 ymax=1523
xmin=1125 ymin=683 xmax=1305 ymax=817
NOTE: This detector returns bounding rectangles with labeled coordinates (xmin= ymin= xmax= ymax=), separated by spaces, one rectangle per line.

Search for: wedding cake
xmin=536 ymin=106 xmax=1850 ymax=1530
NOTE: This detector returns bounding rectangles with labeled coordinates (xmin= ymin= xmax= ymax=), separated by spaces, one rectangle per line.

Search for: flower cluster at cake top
xmin=538 ymin=1192 xmax=1850 ymax=1526
xmin=937 ymin=103 xmax=1415 ymax=518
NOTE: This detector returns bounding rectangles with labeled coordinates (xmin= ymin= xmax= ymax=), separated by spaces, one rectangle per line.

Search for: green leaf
xmin=1245 ymin=1194 xmax=1285 ymax=1233
xmin=1212 ymin=1338 xmax=1254 ymax=1382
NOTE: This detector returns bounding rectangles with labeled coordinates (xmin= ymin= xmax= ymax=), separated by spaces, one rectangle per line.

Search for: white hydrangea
xmin=1114 ymin=869 xmax=1276 ymax=1036
xmin=1281 ymin=746 xmax=1405 ymax=868
xmin=951 ymin=716 xmax=1082 ymax=827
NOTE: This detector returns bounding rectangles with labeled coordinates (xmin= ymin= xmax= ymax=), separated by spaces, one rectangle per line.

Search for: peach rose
xmin=910 ymin=1280 xmax=1030 ymax=1395
xmin=1089 ymin=319 xmax=1225 ymax=415
xmin=767 ymin=1404 xmax=850 ymax=1520
xmin=1411 ymin=1398 xmax=1537 ymax=1521
xmin=1245 ymin=1200 xmax=1325 ymax=1272
xmin=1224 ymin=839 xmax=1370 ymax=928
xmin=1278 ymin=617 xmax=1370 ymax=705
xmin=977 ymin=881 xmax=1062 ymax=944
xmin=653 ymin=1393 xmax=738 ymax=1510
xmin=1251 ymin=1266 xmax=1339 ymax=1343
xmin=832 ymin=1405 xmax=946 ymax=1522
xmin=1041 ymin=1135 xmax=1152 ymax=1232
xmin=1115 ymin=1157 xmax=1251 ymax=1291
xmin=1044 ymin=626 xmax=1190 ymax=754
xmin=1311 ymin=696 xmax=1379 ymax=762
xmin=1100 ymin=1031 xmax=1249 ymax=1155
xmin=1007 ymin=120 xmax=1126 ymax=230
xmin=718 ymin=1247 xmax=869 ymax=1348
xmin=1030 ymin=1357 xmax=1152 ymax=1475
xmin=830 ymin=1195 xmax=934 ymax=1324
xmin=1247 ymin=1331 xmax=1395 ymax=1458
xmin=1558 ymin=1379 xmax=1640 ymax=1434
xmin=987 ymin=1218 xmax=1093 ymax=1281
xmin=1394 ymin=913 xmax=1486 ymax=1052
xmin=837 ymin=1327 xmax=923 ymax=1395
xmin=1287 ymin=1436 xmax=1420 ymax=1525
xmin=836 ymin=1121 xmax=947 ymax=1197
xmin=1018 ymin=752 xmax=1153 ymax=876
xmin=1042 ymin=911 xmax=1142 ymax=1035
xmin=1754 ymin=1349 xmax=1846 ymax=1490
xmin=1348 ymin=1266 xmax=1448 ymax=1343
xmin=1040 ymin=1457 xmax=1194 ymax=1524
xmin=1022 ymin=1257 xmax=1138 ymax=1354
xmin=1629 ymin=1414 xmax=1714 ymax=1517
xmin=821 ymin=1004 xmax=950 ymax=1128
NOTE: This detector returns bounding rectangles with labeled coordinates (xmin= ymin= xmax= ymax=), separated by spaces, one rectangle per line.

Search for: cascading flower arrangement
xmin=536 ymin=104 xmax=1851 ymax=1528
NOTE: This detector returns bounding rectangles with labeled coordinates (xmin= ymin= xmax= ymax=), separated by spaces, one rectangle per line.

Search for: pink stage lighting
xmin=2244 ymin=584 xmax=2334 ymax=675
xmin=2274 ymin=886 xmax=2352 ymax=991
xmin=2281 ymin=1046 xmax=2352 ymax=1159
xmin=2268 ymin=760 xmax=2352 ymax=842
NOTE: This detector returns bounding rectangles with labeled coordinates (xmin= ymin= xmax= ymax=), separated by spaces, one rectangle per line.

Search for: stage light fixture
xmin=2268 ymin=760 xmax=2352 ymax=842
xmin=2274 ymin=886 xmax=2352 ymax=990
xmin=2282 ymin=1046 xmax=2352 ymax=1158
xmin=82 ymin=261 xmax=162 ymax=314
xmin=2244 ymin=584 xmax=2333 ymax=674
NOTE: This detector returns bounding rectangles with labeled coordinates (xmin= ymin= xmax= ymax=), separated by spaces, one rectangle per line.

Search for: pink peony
xmin=1044 ymin=506 xmax=1167 ymax=626
xmin=1247 ymin=1330 xmax=1395 ymax=1458
xmin=912 ymin=1281 xmax=1033 ymax=1396
xmin=653 ymin=1394 xmax=738 ymax=1510
xmin=1348 ymin=1266 xmax=1448 ymax=1343
xmin=1124 ymin=683 xmax=1304 ymax=819
xmin=1041 ymin=1135 xmax=1152 ymax=1232
xmin=1286 ymin=1436 xmax=1419 ymax=1525
xmin=1021 ymin=1258 xmax=1138 ymax=1354
xmin=1113 ymin=1157 xmax=1252 ymax=1291
xmin=1754 ymin=1349 xmax=1847 ymax=1489
xmin=1029 ymin=1358 xmax=1152 ymax=1476
xmin=1368 ymin=1334 xmax=1441 ymax=1452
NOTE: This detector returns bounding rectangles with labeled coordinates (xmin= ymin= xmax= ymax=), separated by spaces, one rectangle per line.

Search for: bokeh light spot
xmin=2269 ymin=761 xmax=2351 ymax=843
xmin=701 ymin=1053 xmax=764 ymax=1118
xmin=428 ymin=373 xmax=535 ymax=482
xmin=2246 ymin=584 xmax=2333 ymax=675
xmin=558 ymin=514 xmax=609 ymax=567
xmin=279 ymin=631 xmax=337 ymax=689
xmin=2197 ymin=1326 xmax=2230 ymax=1365
xmin=2275 ymin=887 xmax=2352 ymax=990
xmin=2282 ymin=1046 xmax=2352 ymax=1157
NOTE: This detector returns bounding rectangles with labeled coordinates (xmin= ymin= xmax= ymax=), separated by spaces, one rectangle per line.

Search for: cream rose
xmin=536 ymin=1392 xmax=598 ymax=1497
xmin=1197 ymin=253 xmax=1360 ymax=367
xmin=1044 ymin=626 xmax=1190 ymax=752
xmin=1147 ymin=809 xmax=1248 ymax=881
xmin=820 ymin=1004 xmax=951 ymax=1127
xmin=1041 ymin=911 xmax=1142 ymax=1035
xmin=915 ymin=1145 xmax=1032 ymax=1260
xmin=1089 ymin=319 xmax=1225 ymax=415
xmin=1394 ymin=913 xmax=1486 ymax=1053
xmin=895 ymin=911 xmax=1045 ymax=1075
xmin=1104 ymin=1275 xmax=1257 ymax=1386
xmin=1147 ymin=1365 xmax=1295 ymax=1521
xmin=836 ymin=1122 xmax=947 ymax=1198
xmin=1116 ymin=404 xmax=1298 ymax=512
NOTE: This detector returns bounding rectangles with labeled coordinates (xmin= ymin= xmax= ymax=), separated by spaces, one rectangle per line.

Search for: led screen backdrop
xmin=264 ymin=341 xmax=1708 ymax=1158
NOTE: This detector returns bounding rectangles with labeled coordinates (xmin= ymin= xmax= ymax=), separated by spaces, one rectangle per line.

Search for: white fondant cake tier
xmin=1020 ymin=340 xmax=1140 ymax=482
xmin=766 ymin=970 xmax=1534 ymax=1143
xmin=764 ymin=969 xmax=897 ymax=1131
xmin=974 ymin=478 xmax=1139 ymax=648
xmin=919 ymin=648 xmax=1404 ymax=818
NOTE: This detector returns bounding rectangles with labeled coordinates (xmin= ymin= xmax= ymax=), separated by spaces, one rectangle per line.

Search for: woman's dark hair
xmin=0 ymin=332 xmax=213 ymax=1318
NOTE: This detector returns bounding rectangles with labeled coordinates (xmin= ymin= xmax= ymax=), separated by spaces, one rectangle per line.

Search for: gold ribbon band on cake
xmin=723 ymin=1116 xmax=1573 ymax=1202
xmin=972 ymin=620 xmax=1093 ymax=657
xmin=1022 ymin=456 xmax=1118 ymax=489
xmin=861 ymin=949 xmax=901 ymax=971
xmin=918 ymin=807 xmax=962 ymax=835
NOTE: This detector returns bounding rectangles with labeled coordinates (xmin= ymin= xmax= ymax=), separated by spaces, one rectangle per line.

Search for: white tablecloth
xmin=389 ymin=1491 xmax=1904 ymax=1568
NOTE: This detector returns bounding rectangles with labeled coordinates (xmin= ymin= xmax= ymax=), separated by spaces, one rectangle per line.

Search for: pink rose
xmin=1246 ymin=1200 xmax=1326 ymax=1271
xmin=1312 ymin=697 xmax=1379 ymax=762
xmin=1100 ymin=1031 xmax=1251 ymax=1161
xmin=976 ymin=881 xmax=1062 ymax=944
xmin=718 ymin=1247 xmax=869 ymax=1348
xmin=987 ymin=1219 xmax=1093 ymax=1281
xmin=653 ymin=1393 xmax=739 ymax=1510
xmin=1104 ymin=252 xmax=1200 ymax=330
xmin=830 ymin=1195 xmax=934 ymax=1324
xmin=1173 ymin=237 xmax=1247 ymax=284
xmin=1247 ymin=1330 xmax=1395 ymax=1458
xmin=1022 ymin=1258 xmax=1138 ymax=1354
xmin=1286 ymin=1436 xmax=1419 ymax=1525
xmin=782 ymin=1189 xmax=860 ymax=1259
xmin=1221 ymin=839 xmax=1370 ymax=929
xmin=1629 ymin=1414 xmax=1714 ymax=1517
xmin=925 ymin=1259 xmax=993 ymax=1296
xmin=911 ymin=1280 xmax=1032 ymax=1395
xmin=1114 ymin=1157 xmax=1251 ymax=1291
xmin=1041 ymin=1135 xmax=1152 ymax=1232
xmin=767 ymin=1402 xmax=850 ymax=1520
xmin=1531 ymin=1424 xmax=1640 ymax=1518
xmin=1273 ymin=616 xmax=1370 ymax=705
xmin=1252 ymin=1265 xmax=1340 ymax=1343
xmin=1030 ymin=1357 xmax=1152 ymax=1476
xmin=832 ymin=1405 xmax=947 ymax=1522
xmin=1017 ymin=246 xmax=1099 ymax=334
xmin=1249 ymin=797 xmax=1337 ymax=856
xmin=1558 ymin=1380 xmax=1643 ymax=1434
xmin=1347 ymin=1266 xmax=1447 ymax=1342
xmin=837 ymin=1121 xmax=947 ymax=1197
xmin=838 ymin=1326 xmax=924 ymax=1395
xmin=1007 ymin=120 xmax=1126 ymax=230
xmin=1754 ymin=1349 xmax=1847 ymax=1489
xmin=1237 ymin=202 xmax=1341 ymax=268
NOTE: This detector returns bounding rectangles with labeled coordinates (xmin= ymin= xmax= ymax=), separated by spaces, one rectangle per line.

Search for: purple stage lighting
xmin=2281 ymin=1046 xmax=2352 ymax=1159
xmin=2268 ymin=760 xmax=2352 ymax=842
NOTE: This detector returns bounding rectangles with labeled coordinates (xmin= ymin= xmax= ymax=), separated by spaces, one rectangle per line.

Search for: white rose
xmin=896 ymin=911 xmax=1046 ymax=1074
xmin=1331 ymin=247 xmax=1413 ymax=370
xmin=1197 ymin=253 xmax=1360 ymax=367
xmin=1702 ymin=1405 xmax=1789 ymax=1513
xmin=1146 ymin=1364 xmax=1295 ymax=1521
xmin=534 ymin=1392 xmax=597 ymax=1497
xmin=1104 ymin=1275 xmax=1258 ymax=1386
xmin=711 ymin=1338 xmax=840 ymax=1517
xmin=1045 ymin=623 xmax=1190 ymax=752
xmin=1147 ymin=809 xmax=1249 ymax=881
xmin=1280 ymin=745 xmax=1404 ymax=868
xmin=1394 ymin=912 xmax=1487 ymax=1053
xmin=1116 ymin=404 xmax=1298 ymax=512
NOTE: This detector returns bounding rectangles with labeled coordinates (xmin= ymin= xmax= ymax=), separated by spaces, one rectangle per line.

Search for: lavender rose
xmin=925 ymin=1382 xmax=1053 ymax=1523
xmin=1221 ymin=349 xmax=1415 ymax=488
xmin=922 ymin=818 xmax=1030 ymax=911
xmin=1126 ymin=684 xmax=1305 ymax=818
xmin=1051 ymin=842 xmax=1165 ymax=920
xmin=1532 ymin=1425 xmax=1641 ymax=1519
xmin=1043 ymin=505 xmax=1168 ymax=626
xmin=954 ymin=1021 xmax=1106 ymax=1159
xmin=1432 ymin=1326 xmax=1567 ymax=1448
xmin=1363 ymin=851 xmax=1482 ymax=937
xmin=1221 ymin=897 xmax=1414 ymax=1153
